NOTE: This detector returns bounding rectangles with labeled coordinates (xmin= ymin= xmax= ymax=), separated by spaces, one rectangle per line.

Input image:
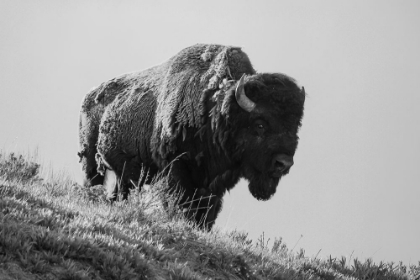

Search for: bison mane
xmin=146 ymin=44 xmax=256 ymax=165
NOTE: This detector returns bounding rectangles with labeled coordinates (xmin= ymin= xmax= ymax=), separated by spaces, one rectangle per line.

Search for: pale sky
xmin=1 ymin=0 xmax=419 ymax=265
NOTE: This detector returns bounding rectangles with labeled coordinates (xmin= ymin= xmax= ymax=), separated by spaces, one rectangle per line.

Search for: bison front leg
xmin=168 ymin=160 xmax=222 ymax=230
xmin=185 ymin=188 xmax=222 ymax=230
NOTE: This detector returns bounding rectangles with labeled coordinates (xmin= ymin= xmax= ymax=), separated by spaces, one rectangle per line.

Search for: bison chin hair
xmin=244 ymin=167 xmax=280 ymax=201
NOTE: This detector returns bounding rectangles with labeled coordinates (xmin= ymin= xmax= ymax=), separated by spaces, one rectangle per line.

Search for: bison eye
xmin=255 ymin=122 xmax=266 ymax=136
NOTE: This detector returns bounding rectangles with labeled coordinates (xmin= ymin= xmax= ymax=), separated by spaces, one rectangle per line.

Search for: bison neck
xmin=168 ymin=132 xmax=242 ymax=198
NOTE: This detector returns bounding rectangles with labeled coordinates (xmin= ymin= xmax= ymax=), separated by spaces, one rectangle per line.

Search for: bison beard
xmin=238 ymin=145 xmax=282 ymax=201
xmin=245 ymin=173 xmax=280 ymax=201
xmin=79 ymin=44 xmax=305 ymax=230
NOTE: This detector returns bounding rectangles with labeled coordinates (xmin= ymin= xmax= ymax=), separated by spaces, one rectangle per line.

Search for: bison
xmin=79 ymin=44 xmax=305 ymax=229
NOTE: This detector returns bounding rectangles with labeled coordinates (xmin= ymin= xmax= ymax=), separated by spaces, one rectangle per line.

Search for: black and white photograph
xmin=1 ymin=1 xmax=419 ymax=279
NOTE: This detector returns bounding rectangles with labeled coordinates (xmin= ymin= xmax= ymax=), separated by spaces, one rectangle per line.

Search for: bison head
xmin=227 ymin=73 xmax=305 ymax=200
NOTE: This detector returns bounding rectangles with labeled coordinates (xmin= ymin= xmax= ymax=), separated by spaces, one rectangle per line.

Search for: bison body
xmin=79 ymin=44 xmax=305 ymax=229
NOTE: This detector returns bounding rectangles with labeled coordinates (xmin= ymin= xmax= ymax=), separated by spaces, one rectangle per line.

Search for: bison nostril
xmin=273 ymin=155 xmax=294 ymax=172
xmin=275 ymin=161 xmax=285 ymax=170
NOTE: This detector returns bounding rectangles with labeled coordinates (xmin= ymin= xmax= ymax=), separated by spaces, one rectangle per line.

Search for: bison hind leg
xmin=98 ymin=150 xmax=155 ymax=201
xmin=103 ymin=169 xmax=118 ymax=201
xmin=79 ymin=147 xmax=104 ymax=188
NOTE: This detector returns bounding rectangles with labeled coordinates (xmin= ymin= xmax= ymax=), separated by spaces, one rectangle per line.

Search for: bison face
xmin=233 ymin=74 xmax=305 ymax=201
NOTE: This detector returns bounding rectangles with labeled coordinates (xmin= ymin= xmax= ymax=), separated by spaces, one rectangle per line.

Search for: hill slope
xmin=0 ymin=150 xmax=418 ymax=279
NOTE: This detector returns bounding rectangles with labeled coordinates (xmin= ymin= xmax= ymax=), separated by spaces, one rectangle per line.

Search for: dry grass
xmin=0 ymin=150 xmax=419 ymax=279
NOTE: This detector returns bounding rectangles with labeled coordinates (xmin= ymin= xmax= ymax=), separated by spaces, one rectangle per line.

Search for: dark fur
xmin=79 ymin=44 xmax=305 ymax=229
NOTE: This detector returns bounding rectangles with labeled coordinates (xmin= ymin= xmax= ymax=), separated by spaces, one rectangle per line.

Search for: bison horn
xmin=235 ymin=74 xmax=256 ymax=112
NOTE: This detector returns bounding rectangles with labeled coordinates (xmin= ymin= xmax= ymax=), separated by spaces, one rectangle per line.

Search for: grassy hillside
xmin=0 ymin=150 xmax=419 ymax=280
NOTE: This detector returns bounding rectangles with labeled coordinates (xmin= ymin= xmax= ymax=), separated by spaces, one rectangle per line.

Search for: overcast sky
xmin=1 ymin=0 xmax=419 ymax=265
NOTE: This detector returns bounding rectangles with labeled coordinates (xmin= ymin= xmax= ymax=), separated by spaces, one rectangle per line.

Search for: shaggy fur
xmin=79 ymin=44 xmax=305 ymax=229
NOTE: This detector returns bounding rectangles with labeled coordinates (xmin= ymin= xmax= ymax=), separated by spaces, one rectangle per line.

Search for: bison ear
xmin=301 ymin=86 xmax=306 ymax=103
xmin=235 ymin=74 xmax=256 ymax=112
